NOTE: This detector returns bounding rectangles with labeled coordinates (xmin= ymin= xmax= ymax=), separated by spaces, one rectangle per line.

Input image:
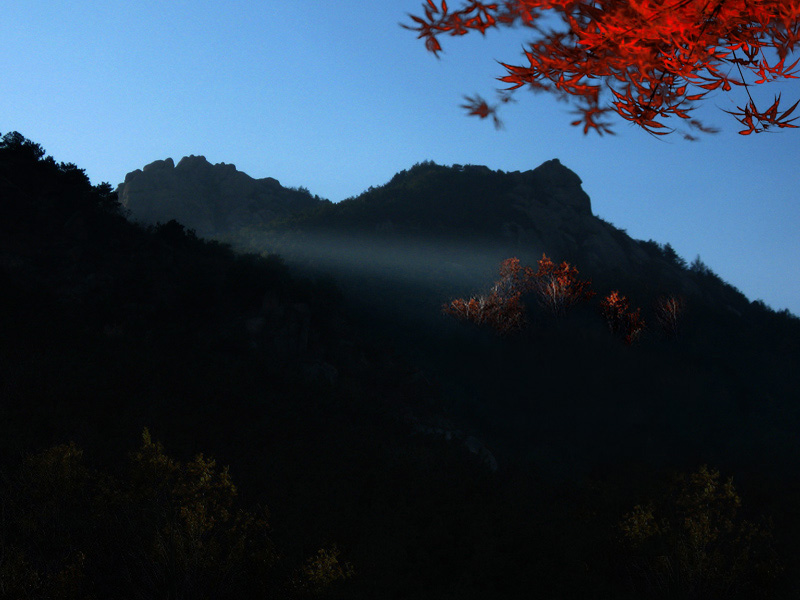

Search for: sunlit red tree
xmin=654 ymin=294 xmax=685 ymax=338
xmin=443 ymin=290 xmax=528 ymax=333
xmin=405 ymin=0 xmax=800 ymax=137
xmin=496 ymin=256 xmax=537 ymax=296
xmin=443 ymin=257 xmax=531 ymax=333
xmin=531 ymin=253 xmax=595 ymax=316
xmin=599 ymin=290 xmax=646 ymax=344
xmin=443 ymin=254 xmax=594 ymax=332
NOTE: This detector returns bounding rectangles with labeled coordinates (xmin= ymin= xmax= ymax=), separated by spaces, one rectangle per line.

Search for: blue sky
xmin=3 ymin=1 xmax=799 ymax=315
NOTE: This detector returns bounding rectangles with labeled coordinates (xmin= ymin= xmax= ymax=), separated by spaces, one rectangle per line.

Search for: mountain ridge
xmin=117 ymin=154 xmax=324 ymax=237
xmin=4 ymin=131 xmax=800 ymax=599
xmin=117 ymin=155 xmax=771 ymax=324
xmin=117 ymin=153 xmax=800 ymax=458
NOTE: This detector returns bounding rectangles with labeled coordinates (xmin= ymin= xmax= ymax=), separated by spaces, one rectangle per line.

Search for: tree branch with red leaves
xmin=405 ymin=0 xmax=800 ymax=137
xmin=599 ymin=291 xmax=646 ymax=344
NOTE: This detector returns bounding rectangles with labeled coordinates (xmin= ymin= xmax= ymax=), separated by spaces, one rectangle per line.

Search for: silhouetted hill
xmin=117 ymin=155 xmax=326 ymax=237
xmin=215 ymin=158 xmax=800 ymax=480
xmin=3 ymin=132 xmax=800 ymax=598
xmin=220 ymin=158 xmax=762 ymax=319
xmin=117 ymin=154 xmax=800 ymax=484
xmin=0 ymin=132 xmax=490 ymax=598
xmin=117 ymin=154 xmax=785 ymax=322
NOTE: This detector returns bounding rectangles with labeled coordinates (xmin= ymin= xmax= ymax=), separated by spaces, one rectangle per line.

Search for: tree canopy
xmin=405 ymin=0 xmax=800 ymax=137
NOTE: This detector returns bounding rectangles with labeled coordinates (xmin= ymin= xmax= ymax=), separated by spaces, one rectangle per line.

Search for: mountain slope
xmin=113 ymin=154 xmax=800 ymax=482
xmin=3 ymin=132 xmax=800 ymax=598
xmin=225 ymin=159 xmax=751 ymax=315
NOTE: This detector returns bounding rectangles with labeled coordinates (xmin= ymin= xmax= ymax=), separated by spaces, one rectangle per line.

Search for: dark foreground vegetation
xmin=1 ymin=132 xmax=799 ymax=599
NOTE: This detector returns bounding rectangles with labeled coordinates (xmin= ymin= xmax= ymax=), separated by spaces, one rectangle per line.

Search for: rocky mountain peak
xmin=142 ymin=157 xmax=175 ymax=173
xmin=509 ymin=158 xmax=592 ymax=217
xmin=116 ymin=156 xmax=319 ymax=237
xmin=175 ymin=154 xmax=209 ymax=171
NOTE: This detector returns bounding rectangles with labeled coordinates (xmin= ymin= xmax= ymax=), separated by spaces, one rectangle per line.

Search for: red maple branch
xmin=406 ymin=0 xmax=800 ymax=136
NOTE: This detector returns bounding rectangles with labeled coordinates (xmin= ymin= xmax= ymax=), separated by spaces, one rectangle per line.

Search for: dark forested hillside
xmin=221 ymin=158 xmax=800 ymax=486
xmin=2 ymin=133 xmax=799 ymax=599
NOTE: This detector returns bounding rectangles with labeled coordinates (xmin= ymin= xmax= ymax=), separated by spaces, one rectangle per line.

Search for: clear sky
xmin=4 ymin=1 xmax=799 ymax=315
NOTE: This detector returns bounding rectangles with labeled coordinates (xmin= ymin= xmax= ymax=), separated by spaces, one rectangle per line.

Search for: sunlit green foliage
xmin=293 ymin=545 xmax=355 ymax=596
xmin=0 ymin=431 xmax=354 ymax=600
xmin=619 ymin=465 xmax=782 ymax=599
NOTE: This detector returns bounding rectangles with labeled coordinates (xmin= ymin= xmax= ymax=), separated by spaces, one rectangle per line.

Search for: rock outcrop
xmin=510 ymin=158 xmax=592 ymax=216
xmin=116 ymin=155 xmax=710 ymax=306
xmin=117 ymin=156 xmax=322 ymax=237
xmin=497 ymin=159 xmax=650 ymax=277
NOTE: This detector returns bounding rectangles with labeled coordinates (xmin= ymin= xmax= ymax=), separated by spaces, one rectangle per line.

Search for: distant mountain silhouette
xmin=119 ymin=157 xmax=676 ymax=288
xmin=138 ymin=157 xmax=743 ymax=318
xmin=117 ymin=155 xmax=325 ymax=237
xmin=4 ymin=132 xmax=800 ymax=599
xmin=117 ymin=154 xmax=800 ymax=474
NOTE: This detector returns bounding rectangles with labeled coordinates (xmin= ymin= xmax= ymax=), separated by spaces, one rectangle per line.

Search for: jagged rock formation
xmin=116 ymin=155 xmax=730 ymax=312
xmin=510 ymin=158 xmax=592 ymax=215
xmin=503 ymin=159 xmax=646 ymax=271
xmin=117 ymin=155 xmax=323 ymax=237
xmin=257 ymin=158 xmax=709 ymax=306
